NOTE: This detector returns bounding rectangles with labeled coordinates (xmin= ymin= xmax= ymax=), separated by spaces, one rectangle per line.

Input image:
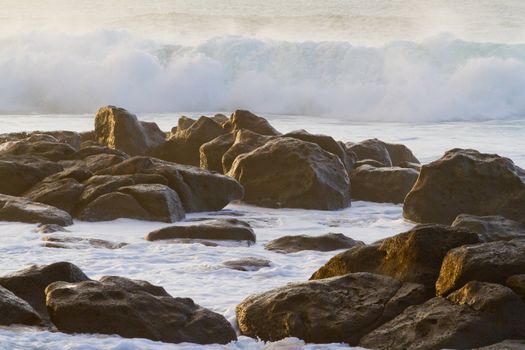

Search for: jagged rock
xmin=506 ymin=275 xmax=525 ymax=299
xmin=199 ymin=133 xmax=235 ymax=173
xmin=0 ymin=195 xmax=73 ymax=226
xmin=384 ymin=142 xmax=420 ymax=166
xmin=0 ymin=156 xmax=63 ymax=195
xmin=77 ymin=192 xmax=151 ymax=221
xmin=177 ymin=116 xmax=197 ymax=130
xmin=82 ymin=153 xmax=127 ymax=172
xmin=222 ymin=257 xmax=271 ymax=271
xmin=146 ymin=218 xmax=255 ymax=242
xmin=311 ymin=224 xmax=479 ymax=293
xmin=350 ymin=165 xmax=419 ymax=204
xmin=236 ymin=272 xmax=426 ymax=344
xmin=0 ymin=135 xmax=76 ymax=161
xmin=360 ymin=282 xmax=525 ymax=350
xmin=404 ymin=149 xmax=525 ymax=225
xmin=347 ymin=139 xmax=392 ymax=166
xmin=0 ymin=262 xmax=89 ymax=319
xmin=42 ymin=166 xmax=93 ymax=183
xmin=436 ymin=239 xmax=525 ymax=296
xmin=222 ymin=129 xmax=273 ymax=173
xmin=24 ymin=178 xmax=83 ymax=213
xmin=228 ymin=138 xmax=350 ymax=210
xmin=473 ymin=340 xmax=525 ymax=350
xmin=0 ymin=286 xmax=41 ymax=326
xmin=353 ymin=159 xmax=385 ymax=168
xmin=45 ymin=276 xmax=237 ymax=344
xmin=94 ymin=106 xmax=165 ymax=156
xmin=223 ymin=110 xmax=280 ymax=136
xmin=452 ymin=214 xmax=525 ymax=242
xmin=265 ymin=233 xmax=363 ymax=253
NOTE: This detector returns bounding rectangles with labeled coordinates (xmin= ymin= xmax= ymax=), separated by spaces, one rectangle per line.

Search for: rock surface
xmin=223 ymin=110 xmax=280 ymax=136
xmin=0 ymin=286 xmax=41 ymax=326
xmin=199 ymin=133 xmax=235 ymax=173
xmin=0 ymin=195 xmax=73 ymax=226
xmin=347 ymin=139 xmax=392 ymax=166
xmin=265 ymin=233 xmax=363 ymax=253
xmin=222 ymin=257 xmax=271 ymax=271
xmin=452 ymin=214 xmax=525 ymax=242
xmin=0 ymin=156 xmax=63 ymax=195
xmin=24 ymin=178 xmax=84 ymax=213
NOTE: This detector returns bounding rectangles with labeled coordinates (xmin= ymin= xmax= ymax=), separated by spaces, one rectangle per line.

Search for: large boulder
xmin=0 ymin=135 xmax=76 ymax=161
xmin=45 ymin=276 xmax=237 ymax=344
xmin=222 ymin=129 xmax=273 ymax=173
xmin=199 ymin=133 xmax=235 ymax=173
xmin=452 ymin=214 xmax=525 ymax=242
xmin=436 ymin=239 xmax=525 ymax=296
xmin=94 ymin=106 xmax=165 ymax=156
xmin=265 ymin=233 xmax=363 ymax=253
xmin=146 ymin=218 xmax=255 ymax=243
xmin=0 ymin=156 xmax=63 ymax=195
xmin=0 ymin=286 xmax=41 ymax=326
xmin=350 ymin=165 xmax=419 ymax=204
xmin=24 ymin=178 xmax=84 ymax=213
xmin=159 ymin=116 xmax=226 ymax=166
xmin=223 ymin=110 xmax=280 ymax=136
xmin=404 ymin=149 xmax=525 ymax=225
xmin=311 ymin=224 xmax=479 ymax=293
xmin=0 ymin=195 xmax=73 ymax=226
xmin=0 ymin=262 xmax=89 ymax=319
xmin=236 ymin=272 xmax=426 ymax=344
xmin=347 ymin=139 xmax=392 ymax=167
xmin=228 ymin=138 xmax=350 ymax=210
xmin=360 ymin=281 xmax=525 ymax=350
xmin=383 ymin=142 xmax=420 ymax=166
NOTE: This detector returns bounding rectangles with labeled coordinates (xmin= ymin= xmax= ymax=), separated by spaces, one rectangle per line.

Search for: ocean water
xmin=1 ymin=1 xmax=524 ymax=349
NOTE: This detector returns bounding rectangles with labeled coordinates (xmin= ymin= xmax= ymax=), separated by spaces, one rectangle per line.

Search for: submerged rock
xmin=222 ymin=257 xmax=271 ymax=271
xmin=265 ymin=233 xmax=363 ymax=253
xmin=46 ymin=276 xmax=237 ymax=344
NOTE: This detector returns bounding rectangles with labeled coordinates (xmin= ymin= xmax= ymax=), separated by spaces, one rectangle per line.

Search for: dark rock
xmin=384 ymin=142 xmax=420 ymax=166
xmin=228 ymin=138 xmax=350 ymax=210
xmin=223 ymin=110 xmax=280 ymax=136
xmin=212 ymin=113 xmax=229 ymax=125
xmin=0 ymin=286 xmax=41 ymax=326
xmin=360 ymin=281 xmax=525 ymax=350
xmin=399 ymin=161 xmax=422 ymax=171
xmin=24 ymin=178 xmax=84 ymax=213
xmin=506 ymin=274 xmax=525 ymax=299
xmin=311 ymin=224 xmax=479 ymax=294
xmin=72 ymin=145 xmax=128 ymax=160
xmin=222 ymin=257 xmax=271 ymax=271
xmin=452 ymin=214 xmax=525 ymax=242
xmin=347 ymin=139 xmax=392 ymax=166
xmin=350 ymin=165 xmax=419 ymax=204
xmin=0 ymin=136 xmax=76 ymax=161
xmin=236 ymin=272 xmax=426 ymax=344
xmin=35 ymin=223 xmax=68 ymax=234
xmin=42 ymin=235 xmax=128 ymax=250
xmin=45 ymin=276 xmax=237 ymax=344
xmin=0 ymin=156 xmax=63 ymax=196
xmin=77 ymin=192 xmax=151 ymax=222
xmin=353 ymin=159 xmax=385 ymax=168
xmin=146 ymin=218 xmax=255 ymax=242
xmin=473 ymin=340 xmax=525 ymax=350
xmin=199 ymin=133 xmax=235 ymax=173
xmin=83 ymin=153 xmax=127 ymax=172
xmin=0 ymin=262 xmax=89 ymax=319
xmin=222 ymin=129 xmax=273 ymax=173
xmin=43 ymin=166 xmax=93 ymax=183
xmin=0 ymin=195 xmax=73 ymax=226
xmin=436 ymin=239 xmax=525 ymax=296
xmin=265 ymin=233 xmax=363 ymax=253
xmin=404 ymin=149 xmax=525 ymax=225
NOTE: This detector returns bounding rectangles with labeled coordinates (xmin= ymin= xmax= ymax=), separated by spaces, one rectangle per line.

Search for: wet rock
xmin=45 ymin=276 xmax=237 ymax=344
xmin=350 ymin=165 xmax=419 ymax=204
xmin=222 ymin=129 xmax=273 ymax=173
xmin=473 ymin=340 xmax=525 ymax=350
xmin=0 ymin=286 xmax=41 ymax=326
xmin=404 ymin=149 xmax=525 ymax=225
xmin=436 ymin=239 xmax=525 ymax=296
xmin=222 ymin=257 xmax=271 ymax=271
xmin=146 ymin=218 xmax=255 ymax=242
xmin=35 ymin=223 xmax=69 ymax=234
xmin=0 ymin=262 xmax=89 ymax=319
xmin=311 ymin=224 xmax=479 ymax=293
xmin=229 ymin=138 xmax=350 ymax=210
xmin=0 ymin=156 xmax=63 ymax=195
xmin=199 ymin=133 xmax=235 ymax=173
xmin=360 ymin=281 xmax=525 ymax=350
xmin=353 ymin=159 xmax=385 ymax=168
xmin=236 ymin=272 xmax=426 ymax=344
xmin=223 ymin=109 xmax=280 ymax=136
xmin=159 ymin=116 xmax=226 ymax=166
xmin=0 ymin=136 xmax=76 ymax=161
xmin=24 ymin=178 xmax=84 ymax=213
xmin=347 ymin=139 xmax=392 ymax=167
xmin=0 ymin=196 xmax=73 ymax=226
xmin=265 ymin=233 xmax=363 ymax=253
xmin=452 ymin=214 xmax=525 ymax=242
xmin=383 ymin=142 xmax=420 ymax=166
xmin=42 ymin=235 xmax=128 ymax=250
xmin=94 ymin=106 xmax=165 ymax=156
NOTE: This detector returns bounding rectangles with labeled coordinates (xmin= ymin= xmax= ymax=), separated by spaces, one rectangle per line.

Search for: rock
xmin=311 ymin=224 xmax=479 ymax=293
xmin=0 ymin=196 xmax=73 ymax=226
xmin=383 ymin=142 xmax=420 ymax=166
xmin=473 ymin=340 xmax=525 ymax=350
xmin=146 ymin=218 xmax=255 ymax=242
xmin=35 ymin=223 xmax=68 ymax=234
xmin=506 ymin=274 xmax=525 ymax=299
xmin=42 ymin=235 xmax=128 ymax=250
xmin=199 ymin=133 xmax=235 ymax=173
xmin=265 ymin=233 xmax=363 ymax=253
xmin=72 ymin=145 xmax=128 ymax=160
xmin=0 ymin=286 xmax=41 ymax=326
xmin=350 ymin=165 xmax=419 ymax=204
xmin=354 ymin=159 xmax=385 ymax=168
xmin=347 ymin=139 xmax=392 ymax=166
xmin=77 ymin=175 xmax=135 ymax=208
xmin=228 ymin=138 xmax=350 ymax=210
xmin=223 ymin=110 xmax=280 ymax=136
xmin=212 ymin=113 xmax=229 ymax=125
xmin=45 ymin=276 xmax=237 ymax=344
xmin=399 ymin=161 xmax=422 ymax=171
xmin=404 ymin=149 xmax=525 ymax=225
xmin=452 ymin=214 xmax=525 ymax=242
xmin=436 ymin=239 xmax=525 ymax=296
xmin=77 ymin=192 xmax=151 ymax=222
xmin=43 ymin=166 xmax=93 ymax=183
xmin=82 ymin=153 xmax=127 ymax=172
xmin=79 ymin=131 xmax=95 ymax=143
xmin=360 ymin=281 xmax=525 ymax=350
xmin=0 ymin=156 xmax=63 ymax=195
xmin=159 ymin=116 xmax=226 ymax=166
xmin=0 ymin=136 xmax=76 ymax=161
xmin=222 ymin=129 xmax=273 ymax=173
xmin=236 ymin=272 xmax=426 ymax=344
xmin=0 ymin=262 xmax=89 ymax=319
xmin=94 ymin=106 xmax=165 ymax=156
xmin=222 ymin=257 xmax=271 ymax=271
xmin=24 ymin=178 xmax=84 ymax=213
xmin=177 ymin=116 xmax=197 ymax=130
xmin=283 ymin=130 xmax=353 ymax=171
